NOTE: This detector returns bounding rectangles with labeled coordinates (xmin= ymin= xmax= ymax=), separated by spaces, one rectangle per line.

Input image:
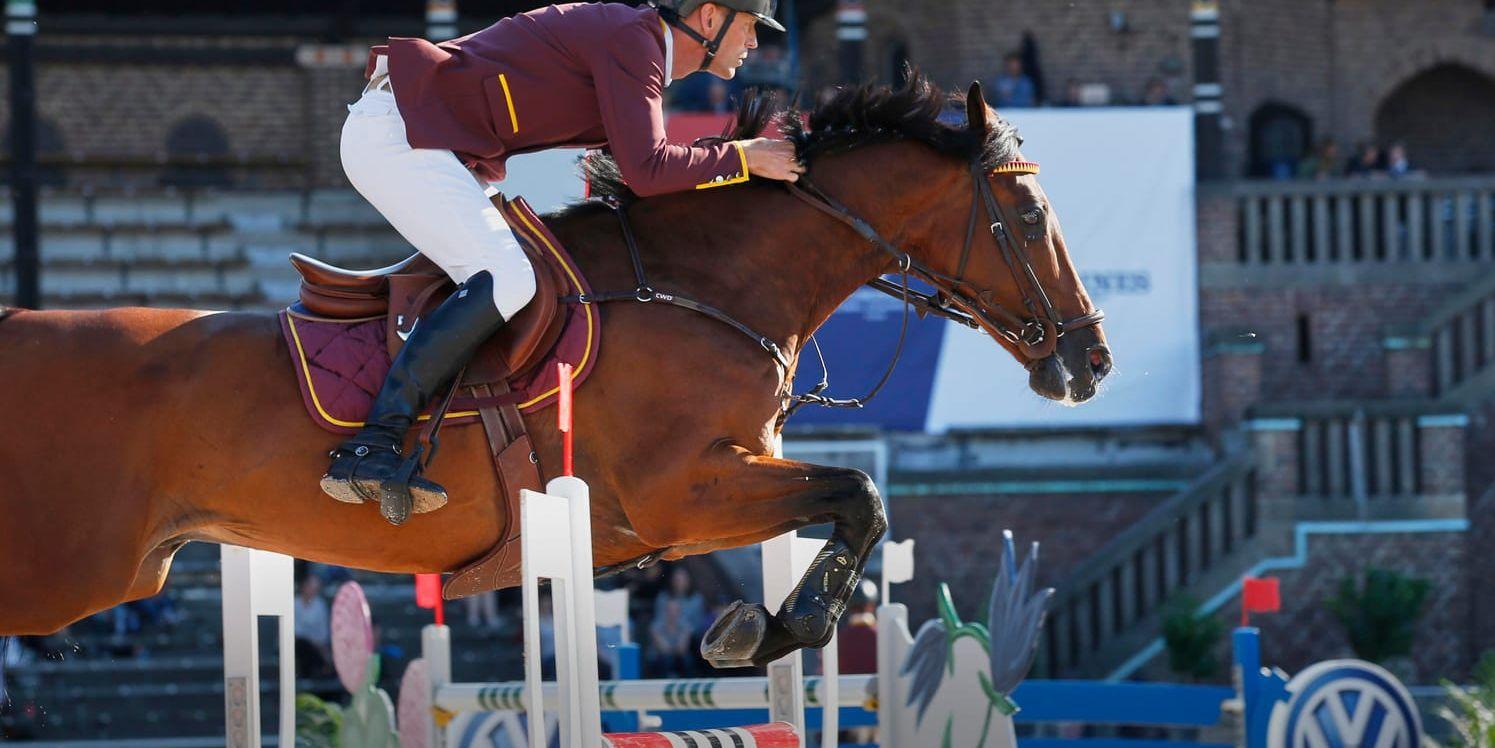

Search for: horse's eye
xmin=1021 ymin=209 xmax=1042 ymax=225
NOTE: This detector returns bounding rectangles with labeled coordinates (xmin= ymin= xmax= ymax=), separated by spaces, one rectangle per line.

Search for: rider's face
xmin=700 ymin=5 xmax=759 ymax=80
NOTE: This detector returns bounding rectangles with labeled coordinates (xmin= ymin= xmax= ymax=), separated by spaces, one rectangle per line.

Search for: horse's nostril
xmin=1088 ymin=346 xmax=1112 ymax=379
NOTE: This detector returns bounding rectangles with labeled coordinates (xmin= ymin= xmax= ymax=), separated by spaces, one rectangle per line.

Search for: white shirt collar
xmin=660 ymin=17 xmax=674 ymax=88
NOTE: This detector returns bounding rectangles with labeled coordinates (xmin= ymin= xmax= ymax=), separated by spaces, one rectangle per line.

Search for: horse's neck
xmin=643 ymin=192 xmax=894 ymax=360
xmin=556 ymin=151 xmax=939 ymax=361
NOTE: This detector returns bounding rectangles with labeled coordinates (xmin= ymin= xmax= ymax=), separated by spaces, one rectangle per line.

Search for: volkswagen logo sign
xmin=1267 ymin=659 xmax=1423 ymax=748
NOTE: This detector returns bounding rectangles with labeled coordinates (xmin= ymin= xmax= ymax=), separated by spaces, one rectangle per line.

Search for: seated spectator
xmin=1140 ymin=78 xmax=1176 ymax=106
xmin=293 ymin=575 xmax=332 ymax=678
xmin=836 ymin=580 xmax=879 ymax=675
xmin=706 ymin=79 xmax=734 ymax=115
xmin=992 ymin=52 xmax=1037 ymax=109
xmin=1384 ymin=141 xmax=1420 ymax=179
xmin=1297 ymin=137 xmax=1344 ymax=180
xmin=464 ymin=590 xmax=503 ymax=633
xmin=1057 ymin=78 xmax=1084 ymax=107
xmin=834 ymin=580 xmax=880 ymax=744
xmin=648 ymin=598 xmax=696 ymax=677
xmin=537 ymin=595 xmax=557 ymax=679
xmin=1345 ymin=142 xmax=1384 ymax=177
xmin=653 ymin=567 xmax=706 ymax=636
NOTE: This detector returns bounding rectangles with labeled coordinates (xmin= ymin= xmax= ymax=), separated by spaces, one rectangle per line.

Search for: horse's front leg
xmin=631 ymin=445 xmax=886 ymax=669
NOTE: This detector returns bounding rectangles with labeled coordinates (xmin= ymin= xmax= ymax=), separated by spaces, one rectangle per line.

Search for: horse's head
xmin=941 ymin=81 xmax=1110 ymax=403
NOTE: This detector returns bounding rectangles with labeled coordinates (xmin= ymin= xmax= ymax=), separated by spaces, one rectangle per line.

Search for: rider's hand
xmin=738 ymin=138 xmax=805 ymax=183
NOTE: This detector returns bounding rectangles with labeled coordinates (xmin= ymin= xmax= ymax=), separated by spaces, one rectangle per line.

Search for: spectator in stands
xmin=624 ymin=562 xmax=668 ymax=625
xmin=307 ymin=562 xmax=352 ymax=588
xmin=1297 ymin=137 xmax=1345 ymax=180
xmin=293 ymin=575 xmax=333 ymax=678
xmin=832 ymin=580 xmax=880 ymax=743
xmin=648 ymin=598 xmax=696 ymax=677
xmin=706 ymin=78 xmax=734 ymax=114
xmin=1385 ymin=141 xmax=1419 ymax=179
xmin=1345 ymin=142 xmax=1384 ymax=177
xmin=1057 ymin=78 xmax=1085 ymax=107
xmin=464 ymin=590 xmax=503 ymax=633
xmin=653 ymin=567 xmax=707 ymax=637
xmin=1140 ymin=78 xmax=1176 ymax=106
xmin=836 ymin=580 xmax=879 ymax=675
xmin=992 ymin=52 xmax=1037 ymax=109
xmin=538 ymin=595 xmax=557 ymax=678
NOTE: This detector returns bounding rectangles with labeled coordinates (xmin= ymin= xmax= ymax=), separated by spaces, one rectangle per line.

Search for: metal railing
xmin=1423 ymin=273 xmax=1495 ymax=398
xmin=1250 ymin=399 xmax=1467 ymax=503
xmin=1039 ymin=454 xmax=1256 ymax=676
xmin=1231 ymin=177 xmax=1495 ymax=265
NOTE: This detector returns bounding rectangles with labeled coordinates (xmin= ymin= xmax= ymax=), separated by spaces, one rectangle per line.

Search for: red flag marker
xmin=415 ymin=573 xmax=444 ymax=626
xmin=558 ymin=361 xmax=574 ymax=477
xmin=1241 ymin=576 xmax=1280 ymax=626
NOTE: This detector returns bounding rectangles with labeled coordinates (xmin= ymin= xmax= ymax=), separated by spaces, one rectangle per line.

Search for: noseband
xmin=787 ymin=155 xmax=1105 ymax=362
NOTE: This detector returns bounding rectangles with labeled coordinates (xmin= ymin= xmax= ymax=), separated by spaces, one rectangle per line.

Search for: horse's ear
xmin=966 ymin=81 xmax=989 ymax=133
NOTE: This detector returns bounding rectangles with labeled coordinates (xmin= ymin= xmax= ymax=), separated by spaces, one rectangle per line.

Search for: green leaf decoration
xmin=338 ymin=653 xmax=399 ymax=748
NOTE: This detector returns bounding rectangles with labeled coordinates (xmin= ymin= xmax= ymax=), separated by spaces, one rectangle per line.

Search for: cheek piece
xmin=660 ymin=6 xmax=739 ymax=70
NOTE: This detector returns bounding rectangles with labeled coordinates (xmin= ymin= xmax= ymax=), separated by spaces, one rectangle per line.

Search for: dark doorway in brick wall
xmin=1247 ymin=102 xmax=1312 ymax=180
xmin=161 ymin=115 xmax=233 ymax=189
xmin=1376 ymin=63 xmax=1495 ymax=175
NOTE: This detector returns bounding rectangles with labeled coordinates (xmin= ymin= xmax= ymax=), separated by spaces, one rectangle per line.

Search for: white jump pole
xmin=220 ymin=545 xmax=295 ymax=748
xmin=762 ymin=435 xmax=808 ymax=742
xmin=520 ymin=478 xmax=604 ymax=748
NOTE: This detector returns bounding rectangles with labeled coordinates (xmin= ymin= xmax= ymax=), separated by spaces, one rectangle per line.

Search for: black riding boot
xmin=320 ymin=271 xmax=507 ymax=525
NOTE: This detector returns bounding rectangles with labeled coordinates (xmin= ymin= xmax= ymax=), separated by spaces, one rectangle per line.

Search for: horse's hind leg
xmin=632 ymin=447 xmax=886 ymax=669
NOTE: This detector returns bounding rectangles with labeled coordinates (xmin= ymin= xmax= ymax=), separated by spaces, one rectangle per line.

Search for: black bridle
xmin=788 ymin=156 xmax=1105 ymax=362
xmin=566 ymin=155 xmax=1104 ymax=416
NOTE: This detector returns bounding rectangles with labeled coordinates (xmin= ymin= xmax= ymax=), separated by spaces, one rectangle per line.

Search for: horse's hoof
xmin=700 ymin=600 xmax=768 ymax=669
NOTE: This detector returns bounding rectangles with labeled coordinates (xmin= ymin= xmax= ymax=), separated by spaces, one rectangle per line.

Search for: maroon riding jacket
xmin=366 ymin=2 xmax=750 ymax=196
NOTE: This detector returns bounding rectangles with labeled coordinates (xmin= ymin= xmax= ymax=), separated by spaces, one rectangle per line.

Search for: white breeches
xmin=339 ymin=82 xmax=536 ymax=320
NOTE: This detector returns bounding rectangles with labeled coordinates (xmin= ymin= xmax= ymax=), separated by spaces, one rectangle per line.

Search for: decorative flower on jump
xmin=900 ymin=530 xmax=1053 ymax=745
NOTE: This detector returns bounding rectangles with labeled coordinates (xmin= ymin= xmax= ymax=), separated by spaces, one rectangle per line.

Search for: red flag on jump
xmin=558 ymin=361 xmax=574 ymax=476
xmin=415 ymin=573 xmax=444 ymax=626
xmin=1241 ymin=576 xmax=1280 ymax=626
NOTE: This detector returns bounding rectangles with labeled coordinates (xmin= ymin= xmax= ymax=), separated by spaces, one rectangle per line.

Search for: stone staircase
xmin=1041 ymin=394 xmax=1476 ymax=680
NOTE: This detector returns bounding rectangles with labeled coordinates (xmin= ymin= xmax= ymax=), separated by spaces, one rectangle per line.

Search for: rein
xmin=565 ymin=155 xmax=1104 ymax=418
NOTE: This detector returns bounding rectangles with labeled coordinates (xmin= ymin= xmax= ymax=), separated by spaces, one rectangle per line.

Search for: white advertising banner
xmin=925 ymin=107 xmax=1200 ymax=429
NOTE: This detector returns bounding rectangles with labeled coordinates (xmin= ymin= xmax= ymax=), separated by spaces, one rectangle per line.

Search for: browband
xmin=992 ymin=160 xmax=1040 ymax=176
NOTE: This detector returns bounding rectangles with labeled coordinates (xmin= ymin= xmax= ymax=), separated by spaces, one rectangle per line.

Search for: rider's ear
xmin=966 ymin=81 xmax=988 ymax=133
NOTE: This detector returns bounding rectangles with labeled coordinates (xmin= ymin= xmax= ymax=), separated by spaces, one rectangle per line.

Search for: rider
xmin=322 ymin=0 xmax=805 ymax=524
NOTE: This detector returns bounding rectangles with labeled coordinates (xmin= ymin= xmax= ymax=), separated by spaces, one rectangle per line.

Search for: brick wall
xmin=1219 ymin=0 xmax=1495 ymax=176
xmin=805 ymin=0 xmax=1495 ymax=176
xmin=1232 ymin=531 xmax=1472 ymax=683
xmin=1199 ymin=282 xmax=1462 ymax=402
xmin=0 ymin=36 xmax=371 ymax=188
xmin=803 ymin=0 xmax=1191 ymax=106
xmin=889 ymin=490 xmax=1167 ymax=625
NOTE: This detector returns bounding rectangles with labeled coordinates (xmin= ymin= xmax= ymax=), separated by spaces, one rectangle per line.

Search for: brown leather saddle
xmin=289 ymin=194 xmax=565 ymax=598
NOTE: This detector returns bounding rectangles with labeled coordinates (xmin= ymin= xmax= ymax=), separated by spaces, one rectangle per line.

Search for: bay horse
xmin=0 ymin=78 xmax=1109 ymax=668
